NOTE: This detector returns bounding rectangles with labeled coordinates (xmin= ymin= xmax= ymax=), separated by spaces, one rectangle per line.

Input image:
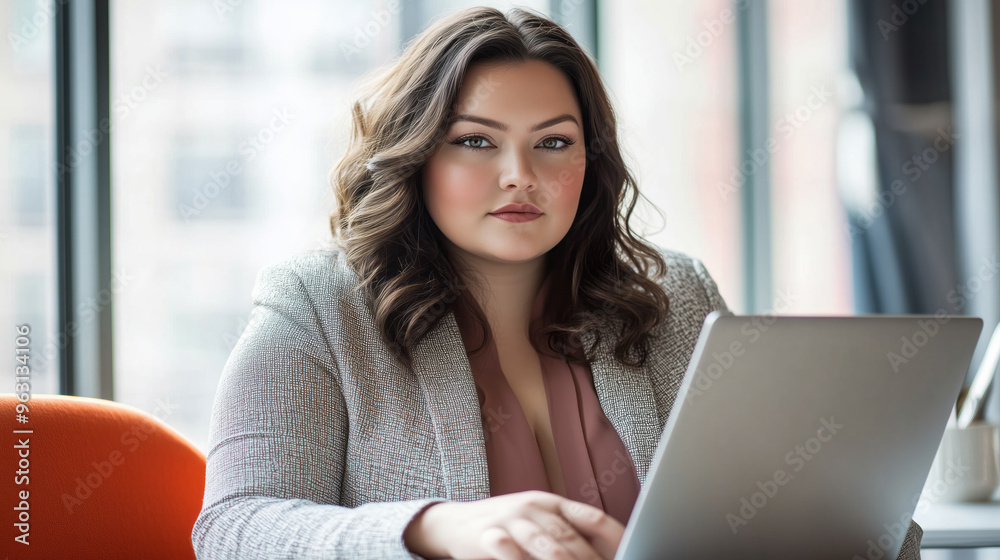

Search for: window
xmin=768 ymin=0 xmax=852 ymax=313
xmin=601 ymin=0 xmax=744 ymax=312
xmin=11 ymin=125 xmax=47 ymax=225
xmin=1 ymin=0 xmax=59 ymax=395
xmin=111 ymin=0 xmax=405 ymax=451
xmin=172 ymin=134 xmax=251 ymax=221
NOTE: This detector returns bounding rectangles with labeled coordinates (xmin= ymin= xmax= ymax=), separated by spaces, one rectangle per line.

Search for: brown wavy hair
xmin=329 ymin=6 xmax=670 ymax=371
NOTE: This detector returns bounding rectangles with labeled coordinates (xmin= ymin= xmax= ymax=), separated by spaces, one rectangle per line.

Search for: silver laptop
xmin=616 ymin=311 xmax=983 ymax=560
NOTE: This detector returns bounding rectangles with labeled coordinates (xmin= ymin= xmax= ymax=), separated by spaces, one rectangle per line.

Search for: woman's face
xmin=422 ymin=59 xmax=586 ymax=267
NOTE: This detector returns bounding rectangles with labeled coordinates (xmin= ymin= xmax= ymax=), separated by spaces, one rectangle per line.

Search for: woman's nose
xmin=499 ymin=148 xmax=538 ymax=190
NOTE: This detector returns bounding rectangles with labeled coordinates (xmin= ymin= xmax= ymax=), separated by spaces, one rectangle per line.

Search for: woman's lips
xmin=489 ymin=212 xmax=542 ymax=223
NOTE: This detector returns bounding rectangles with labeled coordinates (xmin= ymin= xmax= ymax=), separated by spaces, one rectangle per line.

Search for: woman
xmin=192 ymin=6 xmax=923 ymax=560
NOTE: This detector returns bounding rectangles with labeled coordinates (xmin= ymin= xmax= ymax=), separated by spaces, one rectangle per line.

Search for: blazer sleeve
xmin=690 ymin=256 xmax=924 ymax=559
xmin=191 ymin=261 xmax=445 ymax=560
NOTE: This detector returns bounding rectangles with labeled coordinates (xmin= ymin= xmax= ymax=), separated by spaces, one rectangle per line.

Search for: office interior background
xmin=2 ymin=0 xmax=999 ymax=456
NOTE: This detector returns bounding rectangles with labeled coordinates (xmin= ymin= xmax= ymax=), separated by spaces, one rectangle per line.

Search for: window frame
xmin=54 ymin=0 xmax=114 ymax=398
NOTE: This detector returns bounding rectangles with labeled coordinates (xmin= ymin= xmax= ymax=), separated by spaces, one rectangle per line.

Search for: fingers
xmin=527 ymin=511 xmax=604 ymax=560
xmin=480 ymin=526 xmax=530 ymax=560
xmin=558 ymin=500 xmax=625 ymax=560
xmin=505 ymin=517 xmax=599 ymax=560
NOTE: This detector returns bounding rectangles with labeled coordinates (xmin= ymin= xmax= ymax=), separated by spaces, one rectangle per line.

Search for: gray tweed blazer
xmin=191 ymin=246 xmax=923 ymax=559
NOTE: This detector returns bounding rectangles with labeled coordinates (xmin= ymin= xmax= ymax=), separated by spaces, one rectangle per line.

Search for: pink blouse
xmin=452 ymin=268 xmax=642 ymax=526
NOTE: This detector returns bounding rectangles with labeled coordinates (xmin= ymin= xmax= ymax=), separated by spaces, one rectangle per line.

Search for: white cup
xmin=923 ymin=423 xmax=1000 ymax=502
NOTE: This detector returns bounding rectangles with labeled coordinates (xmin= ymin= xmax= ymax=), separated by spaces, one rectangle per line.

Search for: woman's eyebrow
xmin=449 ymin=113 xmax=580 ymax=132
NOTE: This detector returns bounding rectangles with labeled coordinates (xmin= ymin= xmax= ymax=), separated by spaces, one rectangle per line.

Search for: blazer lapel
xmin=580 ymin=328 xmax=662 ymax=487
xmin=410 ymin=309 xmax=492 ymax=502
xmin=411 ymin=309 xmax=663 ymax=501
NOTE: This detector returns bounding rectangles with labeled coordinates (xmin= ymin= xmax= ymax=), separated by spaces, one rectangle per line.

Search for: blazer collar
xmin=410 ymin=307 xmax=661 ymax=502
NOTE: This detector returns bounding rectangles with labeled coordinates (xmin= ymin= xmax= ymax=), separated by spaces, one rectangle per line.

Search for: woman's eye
xmin=458 ymin=136 xmax=494 ymax=150
xmin=540 ymin=137 xmax=568 ymax=150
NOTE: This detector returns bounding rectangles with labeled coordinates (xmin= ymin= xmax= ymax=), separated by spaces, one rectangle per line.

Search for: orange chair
xmin=1 ymin=393 xmax=206 ymax=559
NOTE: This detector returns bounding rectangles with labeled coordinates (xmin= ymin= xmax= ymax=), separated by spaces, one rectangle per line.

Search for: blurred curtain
xmin=841 ymin=0 xmax=958 ymax=315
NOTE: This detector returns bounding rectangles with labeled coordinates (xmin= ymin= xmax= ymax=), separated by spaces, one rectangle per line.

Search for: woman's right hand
xmin=403 ymin=490 xmax=625 ymax=560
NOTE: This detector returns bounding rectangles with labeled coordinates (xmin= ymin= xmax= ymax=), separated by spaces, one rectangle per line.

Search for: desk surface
xmin=913 ymin=492 xmax=1000 ymax=548
xmin=922 ymin=549 xmax=1000 ymax=559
